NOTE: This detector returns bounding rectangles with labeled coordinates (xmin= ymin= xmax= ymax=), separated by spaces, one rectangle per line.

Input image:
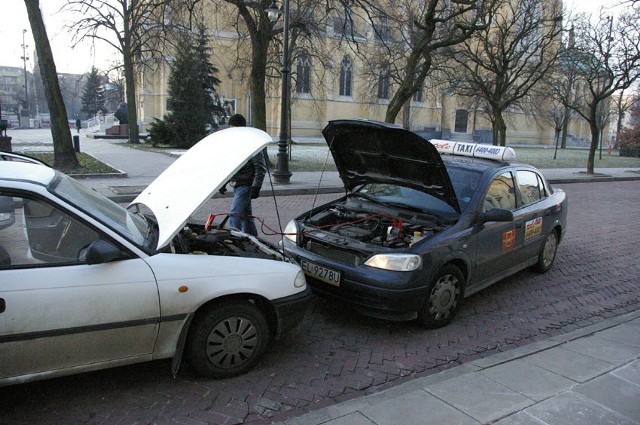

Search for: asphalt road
xmin=1 ymin=181 xmax=640 ymax=425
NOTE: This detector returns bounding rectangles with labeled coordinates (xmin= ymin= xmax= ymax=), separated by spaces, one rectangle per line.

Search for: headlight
xmin=284 ymin=220 xmax=298 ymax=243
xmin=364 ymin=254 xmax=422 ymax=271
xmin=294 ymin=270 xmax=306 ymax=288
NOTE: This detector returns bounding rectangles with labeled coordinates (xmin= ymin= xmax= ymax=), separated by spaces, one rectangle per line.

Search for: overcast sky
xmin=1 ymin=0 xmax=116 ymax=75
xmin=0 ymin=0 xmax=625 ymax=75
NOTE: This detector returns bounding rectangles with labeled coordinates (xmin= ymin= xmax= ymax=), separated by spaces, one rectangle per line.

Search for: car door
xmin=0 ymin=194 xmax=160 ymax=382
xmin=472 ymin=172 xmax=519 ymax=287
xmin=512 ymin=170 xmax=549 ymax=263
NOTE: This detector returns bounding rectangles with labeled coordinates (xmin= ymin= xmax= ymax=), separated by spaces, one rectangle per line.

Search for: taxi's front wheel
xmin=417 ymin=265 xmax=464 ymax=329
xmin=187 ymin=301 xmax=270 ymax=378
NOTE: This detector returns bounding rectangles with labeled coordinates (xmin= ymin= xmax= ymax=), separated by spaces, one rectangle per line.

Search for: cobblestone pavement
xmin=1 ymin=181 xmax=640 ymax=425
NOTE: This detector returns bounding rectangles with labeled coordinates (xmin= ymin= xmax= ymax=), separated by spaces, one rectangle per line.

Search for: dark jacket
xmin=231 ymin=152 xmax=267 ymax=188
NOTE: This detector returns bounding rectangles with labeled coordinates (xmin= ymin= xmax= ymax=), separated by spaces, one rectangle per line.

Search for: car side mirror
xmin=479 ymin=208 xmax=514 ymax=224
xmin=82 ymin=240 xmax=127 ymax=265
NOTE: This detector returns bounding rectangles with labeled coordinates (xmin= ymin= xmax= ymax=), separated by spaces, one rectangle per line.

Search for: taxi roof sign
xmin=429 ymin=139 xmax=516 ymax=161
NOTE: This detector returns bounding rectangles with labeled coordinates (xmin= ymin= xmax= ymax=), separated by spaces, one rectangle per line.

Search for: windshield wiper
xmin=141 ymin=214 xmax=159 ymax=250
xmin=349 ymin=192 xmax=394 ymax=209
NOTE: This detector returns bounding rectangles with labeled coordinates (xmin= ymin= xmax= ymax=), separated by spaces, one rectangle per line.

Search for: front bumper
xmin=272 ymin=286 xmax=312 ymax=337
xmin=284 ymin=242 xmax=429 ymax=321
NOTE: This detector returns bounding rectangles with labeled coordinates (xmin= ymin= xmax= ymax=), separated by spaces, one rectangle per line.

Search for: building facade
xmin=139 ymin=2 xmax=593 ymax=146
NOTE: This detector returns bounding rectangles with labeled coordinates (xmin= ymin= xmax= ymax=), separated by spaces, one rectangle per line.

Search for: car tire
xmin=187 ymin=301 xmax=270 ymax=378
xmin=534 ymin=229 xmax=558 ymax=273
xmin=417 ymin=265 xmax=464 ymax=329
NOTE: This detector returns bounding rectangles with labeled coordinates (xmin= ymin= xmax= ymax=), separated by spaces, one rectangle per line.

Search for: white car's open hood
xmin=130 ymin=127 xmax=272 ymax=250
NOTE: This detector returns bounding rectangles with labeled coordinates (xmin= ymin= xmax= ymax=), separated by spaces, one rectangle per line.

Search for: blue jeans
xmin=229 ymin=185 xmax=258 ymax=236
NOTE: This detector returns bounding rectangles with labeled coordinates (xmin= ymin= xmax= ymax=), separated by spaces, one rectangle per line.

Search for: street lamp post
xmin=21 ymin=29 xmax=30 ymax=122
xmin=267 ymin=0 xmax=292 ymax=184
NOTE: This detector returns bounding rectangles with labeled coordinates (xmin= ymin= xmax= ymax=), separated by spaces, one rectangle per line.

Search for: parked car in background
xmin=0 ymin=127 xmax=310 ymax=387
xmin=283 ymin=120 xmax=567 ymax=328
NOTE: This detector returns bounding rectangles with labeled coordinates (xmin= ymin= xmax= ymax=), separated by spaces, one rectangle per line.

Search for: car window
xmin=516 ymin=170 xmax=546 ymax=206
xmin=483 ymin=172 xmax=516 ymax=212
xmin=0 ymin=195 xmax=100 ymax=268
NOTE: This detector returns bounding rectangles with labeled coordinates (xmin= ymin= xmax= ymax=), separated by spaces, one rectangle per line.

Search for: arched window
xmin=413 ymin=85 xmax=424 ymax=102
xmin=295 ymin=54 xmax=311 ymax=94
xmin=377 ymin=63 xmax=390 ymax=100
xmin=339 ymin=57 xmax=353 ymax=97
xmin=374 ymin=13 xmax=391 ymax=42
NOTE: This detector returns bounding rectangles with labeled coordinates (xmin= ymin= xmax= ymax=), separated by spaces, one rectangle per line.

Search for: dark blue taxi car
xmin=282 ymin=119 xmax=567 ymax=328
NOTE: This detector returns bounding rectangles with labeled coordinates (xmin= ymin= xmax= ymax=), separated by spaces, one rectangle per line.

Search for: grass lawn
xmin=124 ymin=142 xmax=640 ymax=171
xmin=17 ymin=141 xmax=640 ymax=175
xmin=511 ymin=146 xmax=640 ymax=169
xmin=26 ymin=152 xmax=121 ymax=175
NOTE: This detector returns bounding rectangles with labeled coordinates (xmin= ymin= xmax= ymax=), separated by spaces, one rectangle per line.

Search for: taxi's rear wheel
xmin=417 ymin=265 xmax=464 ymax=329
xmin=535 ymin=229 xmax=558 ymax=273
xmin=187 ymin=301 xmax=269 ymax=378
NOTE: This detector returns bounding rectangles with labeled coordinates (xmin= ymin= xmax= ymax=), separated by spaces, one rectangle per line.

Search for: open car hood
xmin=322 ymin=119 xmax=460 ymax=212
xmin=130 ymin=127 xmax=272 ymax=250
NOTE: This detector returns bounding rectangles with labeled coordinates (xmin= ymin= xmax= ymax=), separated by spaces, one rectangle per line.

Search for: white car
xmin=0 ymin=127 xmax=310 ymax=386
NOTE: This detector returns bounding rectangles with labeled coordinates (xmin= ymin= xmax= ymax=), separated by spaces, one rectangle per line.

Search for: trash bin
xmin=73 ymin=135 xmax=80 ymax=153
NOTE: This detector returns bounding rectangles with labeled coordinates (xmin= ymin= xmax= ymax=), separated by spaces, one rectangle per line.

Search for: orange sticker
xmin=502 ymin=229 xmax=516 ymax=252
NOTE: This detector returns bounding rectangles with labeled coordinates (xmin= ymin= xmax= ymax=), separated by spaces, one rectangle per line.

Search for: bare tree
xmin=611 ymin=87 xmax=639 ymax=145
xmin=565 ymin=9 xmax=640 ymax=173
xmin=544 ymin=28 xmax=582 ymax=150
xmin=63 ymin=0 xmax=174 ymax=144
xmin=213 ymin=0 xmax=328 ymax=133
xmin=349 ymin=0 xmax=494 ymax=127
xmin=212 ymin=0 xmax=276 ymax=132
xmin=445 ymin=0 xmax=563 ymax=146
xmin=24 ymin=0 xmax=79 ymax=168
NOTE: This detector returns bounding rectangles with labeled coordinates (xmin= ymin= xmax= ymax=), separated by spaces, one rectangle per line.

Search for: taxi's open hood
xmin=322 ymin=120 xmax=460 ymax=212
xmin=130 ymin=127 xmax=272 ymax=250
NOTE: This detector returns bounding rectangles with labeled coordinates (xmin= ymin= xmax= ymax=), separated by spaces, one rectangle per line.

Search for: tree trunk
xmin=122 ymin=10 xmax=139 ymax=144
xmin=24 ymin=0 xmax=79 ymax=168
xmin=561 ymin=105 xmax=570 ymax=149
xmin=402 ymin=98 xmax=411 ymax=130
xmin=492 ymin=112 xmax=507 ymax=146
xmin=587 ymin=118 xmax=599 ymax=174
xmin=123 ymin=62 xmax=140 ymax=143
xmin=249 ymin=26 xmax=270 ymax=132
xmin=385 ymin=82 xmax=413 ymax=124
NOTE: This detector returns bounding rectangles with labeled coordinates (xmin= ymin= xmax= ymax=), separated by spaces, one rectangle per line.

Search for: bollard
xmin=73 ymin=135 xmax=80 ymax=153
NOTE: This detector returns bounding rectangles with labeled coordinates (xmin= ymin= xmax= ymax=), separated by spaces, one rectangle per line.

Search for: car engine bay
xmin=301 ymin=199 xmax=450 ymax=249
xmin=170 ymin=223 xmax=285 ymax=260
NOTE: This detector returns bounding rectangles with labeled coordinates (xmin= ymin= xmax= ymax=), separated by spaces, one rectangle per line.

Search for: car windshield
xmin=49 ymin=172 xmax=150 ymax=248
xmin=446 ymin=166 xmax=483 ymax=212
xmin=356 ymin=183 xmax=458 ymax=220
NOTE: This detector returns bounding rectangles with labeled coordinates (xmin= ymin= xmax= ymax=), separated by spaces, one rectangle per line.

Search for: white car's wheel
xmin=187 ymin=301 xmax=269 ymax=378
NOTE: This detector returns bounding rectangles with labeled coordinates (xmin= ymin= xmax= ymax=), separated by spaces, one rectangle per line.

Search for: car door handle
xmin=0 ymin=298 xmax=5 ymax=314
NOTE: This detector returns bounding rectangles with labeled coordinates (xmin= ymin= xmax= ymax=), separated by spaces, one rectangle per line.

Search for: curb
xmin=276 ymin=309 xmax=640 ymax=425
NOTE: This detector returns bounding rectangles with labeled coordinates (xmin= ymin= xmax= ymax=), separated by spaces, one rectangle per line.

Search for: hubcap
xmin=205 ymin=317 xmax=258 ymax=369
xmin=543 ymin=232 xmax=558 ymax=268
xmin=429 ymin=274 xmax=461 ymax=321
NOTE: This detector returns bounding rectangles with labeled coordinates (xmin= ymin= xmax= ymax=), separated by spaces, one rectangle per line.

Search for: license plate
xmin=300 ymin=259 xmax=341 ymax=286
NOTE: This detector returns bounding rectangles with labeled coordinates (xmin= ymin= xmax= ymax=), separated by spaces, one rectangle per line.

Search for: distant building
xmin=0 ymin=66 xmax=29 ymax=127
